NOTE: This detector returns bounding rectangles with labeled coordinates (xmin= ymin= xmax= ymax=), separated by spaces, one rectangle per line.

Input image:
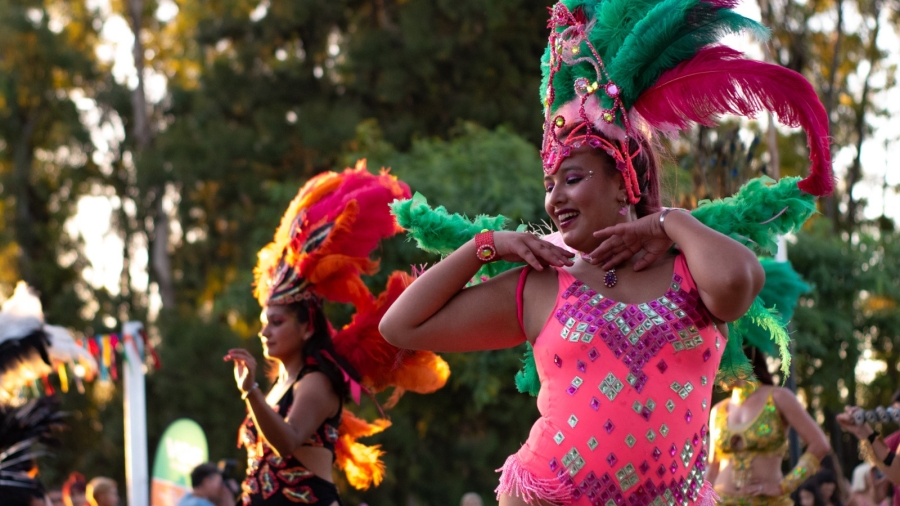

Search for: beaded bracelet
xmin=241 ymin=382 xmax=259 ymax=400
xmin=852 ymin=406 xmax=900 ymax=424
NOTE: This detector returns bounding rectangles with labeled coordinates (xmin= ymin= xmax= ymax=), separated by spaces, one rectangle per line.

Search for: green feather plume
xmin=541 ymin=0 xmax=767 ymax=118
xmin=720 ymin=297 xmax=794 ymax=388
xmin=742 ymin=259 xmax=809 ymax=354
xmin=515 ymin=342 xmax=542 ymax=396
xmin=692 ymin=176 xmax=817 ymax=256
xmin=390 ymin=192 xmax=525 ymax=283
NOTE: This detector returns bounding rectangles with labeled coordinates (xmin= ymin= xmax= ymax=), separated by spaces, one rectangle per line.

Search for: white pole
xmin=123 ymin=321 xmax=149 ymax=506
xmin=776 ymin=235 xmax=788 ymax=262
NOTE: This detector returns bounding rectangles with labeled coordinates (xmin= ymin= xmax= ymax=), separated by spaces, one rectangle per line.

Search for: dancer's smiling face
xmin=544 ymin=146 xmax=627 ymax=253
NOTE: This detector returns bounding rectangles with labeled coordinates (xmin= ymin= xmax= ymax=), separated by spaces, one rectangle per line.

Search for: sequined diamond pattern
xmin=506 ymin=256 xmax=724 ymax=505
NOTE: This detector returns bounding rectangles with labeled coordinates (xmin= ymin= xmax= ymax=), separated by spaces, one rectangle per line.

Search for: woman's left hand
xmin=587 ymin=211 xmax=672 ymax=271
xmin=224 ymin=348 xmax=257 ymax=394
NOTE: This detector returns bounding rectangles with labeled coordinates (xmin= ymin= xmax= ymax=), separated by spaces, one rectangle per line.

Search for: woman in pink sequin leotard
xmin=381 ymin=138 xmax=765 ymax=505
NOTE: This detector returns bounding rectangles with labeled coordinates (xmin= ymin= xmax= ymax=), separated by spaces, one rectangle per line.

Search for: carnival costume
xmin=241 ymin=161 xmax=450 ymax=505
xmin=711 ymin=260 xmax=818 ymax=506
xmin=391 ymin=0 xmax=833 ymax=503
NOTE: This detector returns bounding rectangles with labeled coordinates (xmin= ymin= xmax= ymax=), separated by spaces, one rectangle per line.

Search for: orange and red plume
xmin=333 ymin=271 xmax=451 ymax=396
xmin=254 ymin=160 xmax=410 ymax=308
xmin=334 ymin=411 xmax=391 ymax=490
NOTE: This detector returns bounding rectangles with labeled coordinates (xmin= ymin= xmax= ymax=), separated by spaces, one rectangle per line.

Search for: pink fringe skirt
xmin=495 ymin=453 xmax=720 ymax=506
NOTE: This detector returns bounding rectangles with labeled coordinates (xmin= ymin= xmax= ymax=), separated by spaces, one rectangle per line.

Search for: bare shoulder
xmin=769 ymin=386 xmax=799 ymax=405
xmin=294 ymin=371 xmax=337 ymax=400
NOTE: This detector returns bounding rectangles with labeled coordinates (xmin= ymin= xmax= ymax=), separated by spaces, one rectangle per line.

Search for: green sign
xmin=151 ymin=419 xmax=208 ymax=506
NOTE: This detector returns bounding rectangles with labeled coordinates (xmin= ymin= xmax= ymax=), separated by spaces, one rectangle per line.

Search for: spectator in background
xmin=795 ymin=480 xmax=827 ymax=506
xmin=817 ymin=469 xmax=845 ymax=506
xmin=62 ymin=473 xmax=87 ymax=506
xmin=47 ymin=487 xmax=64 ymax=506
xmin=459 ymin=492 xmax=484 ymax=506
xmin=847 ymin=463 xmax=890 ymax=506
xmin=85 ymin=477 xmax=118 ymax=506
xmin=837 ymin=388 xmax=900 ymax=495
xmin=178 ymin=463 xmax=235 ymax=506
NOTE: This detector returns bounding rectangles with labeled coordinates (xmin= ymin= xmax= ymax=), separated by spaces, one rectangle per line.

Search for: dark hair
xmin=743 ymin=347 xmax=774 ymax=386
xmin=816 ymin=469 xmax=844 ymax=506
xmin=891 ymin=388 xmax=900 ymax=405
xmin=577 ymin=128 xmax=662 ymax=218
xmin=794 ymin=480 xmax=826 ymax=506
xmin=286 ymin=299 xmax=361 ymax=402
xmin=190 ymin=463 xmax=221 ymax=488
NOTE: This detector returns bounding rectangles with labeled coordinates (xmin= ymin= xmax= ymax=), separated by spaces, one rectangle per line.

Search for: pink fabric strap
xmin=516 ymin=267 xmax=531 ymax=336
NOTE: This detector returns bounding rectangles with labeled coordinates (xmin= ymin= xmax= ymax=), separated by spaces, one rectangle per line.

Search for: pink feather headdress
xmin=540 ymin=0 xmax=834 ymax=202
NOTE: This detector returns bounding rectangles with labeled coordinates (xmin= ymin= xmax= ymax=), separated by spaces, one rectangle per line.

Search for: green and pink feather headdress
xmin=540 ymin=0 xmax=834 ymax=203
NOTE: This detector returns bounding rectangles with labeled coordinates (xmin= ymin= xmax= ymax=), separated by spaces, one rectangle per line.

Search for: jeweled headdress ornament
xmin=540 ymin=0 xmax=834 ymax=203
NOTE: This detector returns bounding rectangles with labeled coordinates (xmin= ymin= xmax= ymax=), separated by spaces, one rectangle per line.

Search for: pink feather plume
xmin=633 ymin=46 xmax=833 ymax=196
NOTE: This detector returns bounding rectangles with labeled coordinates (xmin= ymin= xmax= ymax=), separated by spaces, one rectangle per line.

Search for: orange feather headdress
xmin=253 ymin=160 xmax=450 ymax=490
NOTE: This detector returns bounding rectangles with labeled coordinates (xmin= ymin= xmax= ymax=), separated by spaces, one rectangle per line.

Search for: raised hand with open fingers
xmin=587 ymin=211 xmax=672 ymax=271
xmin=224 ymin=348 xmax=257 ymax=394
xmin=492 ymin=231 xmax=575 ymax=271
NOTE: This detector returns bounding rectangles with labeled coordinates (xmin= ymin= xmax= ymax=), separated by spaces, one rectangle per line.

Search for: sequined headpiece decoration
xmin=541 ymin=2 xmax=644 ymax=204
xmin=254 ymin=160 xmax=411 ymax=310
xmin=540 ymin=0 xmax=835 ymax=200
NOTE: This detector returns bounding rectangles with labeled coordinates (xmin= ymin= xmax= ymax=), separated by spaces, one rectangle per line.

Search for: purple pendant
xmin=604 ymin=269 xmax=617 ymax=288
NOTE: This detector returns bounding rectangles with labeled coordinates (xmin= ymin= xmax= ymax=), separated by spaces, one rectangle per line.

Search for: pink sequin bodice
xmin=510 ymin=254 xmax=724 ymax=505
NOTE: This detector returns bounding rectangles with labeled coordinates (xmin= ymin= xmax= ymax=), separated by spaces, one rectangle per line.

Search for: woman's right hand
xmin=493 ymin=232 xmax=574 ymax=270
xmin=224 ymin=348 xmax=257 ymax=394
xmin=837 ymin=406 xmax=874 ymax=439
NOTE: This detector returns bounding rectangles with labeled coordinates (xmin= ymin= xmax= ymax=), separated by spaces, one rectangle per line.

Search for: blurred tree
xmin=0 ymin=0 xmax=100 ymax=320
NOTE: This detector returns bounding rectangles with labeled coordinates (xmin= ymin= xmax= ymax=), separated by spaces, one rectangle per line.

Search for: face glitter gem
xmin=555 ymin=116 xmax=566 ymax=128
xmin=590 ymin=397 xmax=601 ymax=411
xmin=652 ymin=447 xmax=662 ymax=461
xmin=702 ymin=348 xmax=712 ymax=362
xmin=607 ymin=453 xmax=618 ymax=467
xmin=646 ymin=429 xmax=656 ymax=442
xmin=567 ymin=386 xmax=578 ymax=395
xmin=660 ymin=424 xmax=669 ymax=438
xmin=701 ymin=376 xmax=708 ymax=386
xmin=588 ymin=436 xmax=599 ymax=451
xmin=604 ymin=419 xmax=615 ymax=434
xmin=670 ymin=462 xmax=678 ymax=474
xmin=640 ymin=461 xmax=650 ymax=475
xmin=666 ymin=399 xmax=675 ymax=412
xmin=577 ymin=360 xmax=587 ymax=372
xmin=588 ymin=347 xmax=600 ymax=361
xmin=625 ymin=434 xmax=637 ymax=448
xmin=554 ymin=354 xmax=562 ymax=368
xmin=685 ymin=409 xmax=693 ymax=423
xmin=569 ymin=414 xmax=579 ymax=428
xmin=692 ymin=434 xmax=700 ymax=446
xmin=572 ymin=376 xmax=584 ymax=388
xmin=550 ymin=458 xmax=560 ymax=472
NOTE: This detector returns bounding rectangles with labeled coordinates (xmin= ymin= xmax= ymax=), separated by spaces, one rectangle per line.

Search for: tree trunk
xmin=12 ymin=110 xmax=39 ymax=285
xmin=127 ymin=0 xmax=175 ymax=309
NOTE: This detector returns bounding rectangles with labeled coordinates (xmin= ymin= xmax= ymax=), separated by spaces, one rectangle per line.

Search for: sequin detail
xmin=507 ymin=256 xmax=723 ymax=505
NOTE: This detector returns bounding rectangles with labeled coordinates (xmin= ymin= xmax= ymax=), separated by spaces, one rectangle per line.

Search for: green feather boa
xmin=392 ymin=177 xmax=817 ymax=393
